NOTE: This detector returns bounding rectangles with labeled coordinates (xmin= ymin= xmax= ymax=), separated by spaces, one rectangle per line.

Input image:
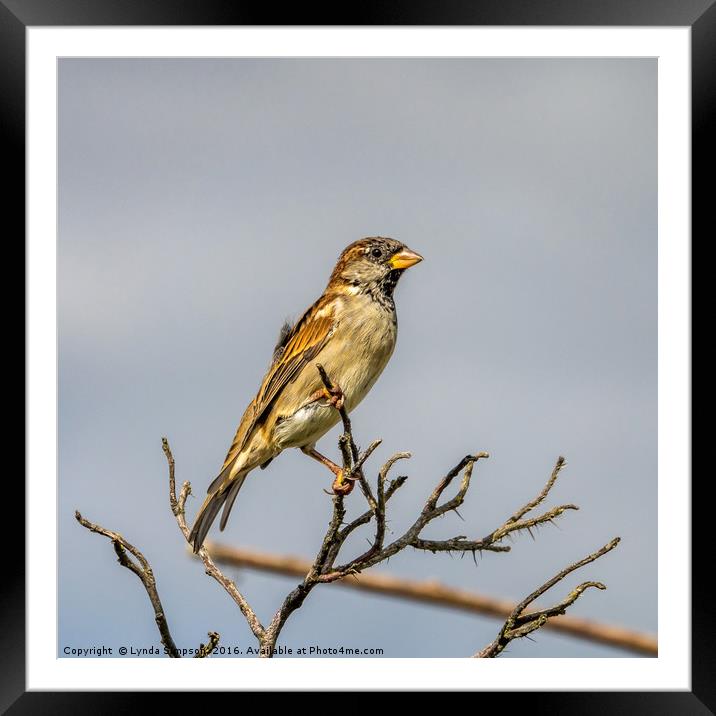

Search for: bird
xmin=188 ymin=237 xmax=423 ymax=553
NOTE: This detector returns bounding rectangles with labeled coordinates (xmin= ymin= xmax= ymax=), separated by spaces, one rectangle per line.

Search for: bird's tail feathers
xmin=220 ymin=474 xmax=246 ymax=531
xmin=207 ymin=460 xmax=234 ymax=493
xmin=189 ymin=471 xmax=247 ymax=553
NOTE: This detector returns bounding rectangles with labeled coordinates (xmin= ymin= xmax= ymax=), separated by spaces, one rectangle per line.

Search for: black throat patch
xmin=364 ymin=269 xmax=403 ymax=313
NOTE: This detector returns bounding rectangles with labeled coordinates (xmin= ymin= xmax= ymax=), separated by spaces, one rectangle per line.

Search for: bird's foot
xmin=309 ymin=383 xmax=345 ymax=411
xmin=303 ymin=446 xmax=354 ymax=495
xmin=327 ymin=384 xmax=345 ymax=411
xmin=332 ymin=470 xmax=355 ymax=496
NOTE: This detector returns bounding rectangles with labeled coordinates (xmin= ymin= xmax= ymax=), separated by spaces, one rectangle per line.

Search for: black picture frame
xmin=6 ymin=0 xmax=704 ymax=710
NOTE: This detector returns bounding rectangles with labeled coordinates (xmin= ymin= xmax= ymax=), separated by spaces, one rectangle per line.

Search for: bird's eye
xmin=371 ymin=248 xmax=383 ymax=259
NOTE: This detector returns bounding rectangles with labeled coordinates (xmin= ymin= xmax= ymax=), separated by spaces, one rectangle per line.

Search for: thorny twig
xmin=204 ymin=541 xmax=655 ymax=655
xmin=77 ymin=364 xmax=621 ymax=658
xmin=248 ymin=366 xmax=618 ymax=656
xmin=163 ymin=438 xmax=265 ymax=642
xmin=474 ymin=538 xmax=621 ymax=657
xmin=74 ymin=510 xmax=217 ymax=658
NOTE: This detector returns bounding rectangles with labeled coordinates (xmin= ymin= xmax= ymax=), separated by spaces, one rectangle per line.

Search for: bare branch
xmin=473 ymin=456 xmax=579 ymax=550
xmin=162 ymin=438 xmax=266 ymax=642
xmin=411 ymin=537 xmax=510 ymax=554
xmin=74 ymin=510 xmax=182 ymax=658
xmin=317 ymin=452 xmax=495 ymax=581
xmin=475 ymin=537 xmax=621 ymax=657
xmin=375 ymin=452 xmax=411 ymax=551
xmin=194 ymin=631 xmax=221 ymax=659
xmin=78 ymin=363 xmax=629 ymax=661
xmin=508 ymin=455 xmax=567 ymax=522
xmin=425 ymin=453 xmax=485 ymax=512
xmin=324 ymin=465 xmax=409 ymax=569
xmin=316 ymin=363 xmax=381 ymax=514
xmin=513 ymin=581 xmax=605 ymax=627
xmin=309 ymin=494 xmax=346 ymax=579
xmin=205 ymin=540 xmax=656 ymax=656
xmin=352 ymin=439 xmax=384 ymax=478
xmin=337 ymin=471 xmax=409 ymax=546
xmin=316 ymin=363 xmax=358 ymax=460
xmin=491 ymin=503 xmax=580 ymax=542
xmin=513 ymin=537 xmax=620 ymax=616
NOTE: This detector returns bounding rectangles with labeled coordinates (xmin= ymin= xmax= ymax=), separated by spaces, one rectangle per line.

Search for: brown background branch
xmin=204 ymin=540 xmax=657 ymax=657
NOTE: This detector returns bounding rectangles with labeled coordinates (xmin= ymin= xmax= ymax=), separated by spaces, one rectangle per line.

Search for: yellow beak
xmin=389 ymin=248 xmax=424 ymax=270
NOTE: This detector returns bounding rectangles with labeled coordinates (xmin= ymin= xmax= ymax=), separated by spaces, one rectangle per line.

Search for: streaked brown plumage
xmin=189 ymin=237 xmax=423 ymax=553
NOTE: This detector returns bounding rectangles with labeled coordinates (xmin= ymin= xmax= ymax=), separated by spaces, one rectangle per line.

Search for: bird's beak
xmin=389 ymin=248 xmax=424 ymax=270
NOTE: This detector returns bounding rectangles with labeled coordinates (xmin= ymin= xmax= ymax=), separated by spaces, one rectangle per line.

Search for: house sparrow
xmin=189 ymin=237 xmax=423 ymax=553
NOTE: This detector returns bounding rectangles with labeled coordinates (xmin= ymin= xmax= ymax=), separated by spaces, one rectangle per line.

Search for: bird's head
xmin=327 ymin=237 xmax=423 ymax=300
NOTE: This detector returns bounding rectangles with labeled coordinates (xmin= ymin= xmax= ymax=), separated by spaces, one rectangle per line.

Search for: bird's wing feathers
xmin=255 ymin=302 xmax=335 ymax=417
xmin=214 ymin=297 xmax=336 ymax=481
xmin=271 ymin=319 xmax=294 ymax=364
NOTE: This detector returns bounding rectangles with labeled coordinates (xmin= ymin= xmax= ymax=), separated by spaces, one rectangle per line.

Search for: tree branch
xmin=317 ymin=362 xmax=378 ymax=512
xmin=77 ymin=363 xmax=630 ymax=660
xmin=162 ymin=438 xmax=266 ymax=642
xmin=194 ymin=631 xmax=221 ymax=658
xmin=316 ymin=451 xmax=498 ymax=582
xmin=74 ymin=510 xmax=216 ymax=658
xmin=474 ymin=537 xmax=621 ymax=657
xmin=232 ymin=366 xmax=612 ymax=655
xmin=204 ymin=540 xmax=656 ymax=656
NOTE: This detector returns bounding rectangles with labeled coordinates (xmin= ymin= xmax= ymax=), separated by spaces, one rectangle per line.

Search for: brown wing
xmin=209 ymin=296 xmax=336 ymax=488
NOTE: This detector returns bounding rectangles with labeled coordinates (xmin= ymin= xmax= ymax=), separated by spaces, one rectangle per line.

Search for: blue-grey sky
xmin=58 ymin=58 xmax=656 ymax=658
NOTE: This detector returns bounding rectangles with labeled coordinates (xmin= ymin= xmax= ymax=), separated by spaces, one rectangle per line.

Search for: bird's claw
xmin=332 ymin=470 xmax=355 ymax=496
xmin=326 ymin=384 xmax=345 ymax=411
xmin=309 ymin=383 xmax=345 ymax=411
